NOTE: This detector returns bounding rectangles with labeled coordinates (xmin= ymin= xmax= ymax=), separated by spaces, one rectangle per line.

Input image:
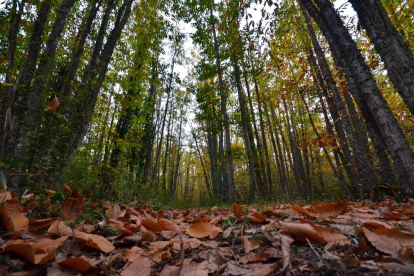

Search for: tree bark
xmin=300 ymin=0 xmax=414 ymax=195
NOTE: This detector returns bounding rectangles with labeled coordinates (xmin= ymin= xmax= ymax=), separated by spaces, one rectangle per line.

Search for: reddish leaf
xmin=62 ymin=191 xmax=83 ymax=223
xmin=47 ymin=96 xmax=60 ymax=110
xmin=141 ymin=218 xmax=182 ymax=234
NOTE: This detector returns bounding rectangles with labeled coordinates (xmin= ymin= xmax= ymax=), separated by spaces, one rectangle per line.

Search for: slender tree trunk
xmin=211 ymin=7 xmax=236 ymax=200
xmin=300 ymin=0 xmax=414 ymax=195
xmin=233 ymin=60 xmax=259 ymax=200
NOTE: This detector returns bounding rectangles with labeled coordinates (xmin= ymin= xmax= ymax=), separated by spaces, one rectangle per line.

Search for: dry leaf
xmin=363 ymin=227 xmax=414 ymax=255
xmin=280 ymin=220 xmax=349 ymax=245
xmin=29 ymin=217 xmax=59 ymax=231
xmin=232 ymin=204 xmax=244 ymax=219
xmin=62 ymin=191 xmax=83 ymax=223
xmin=242 ymin=236 xmax=260 ymax=253
xmin=47 ymin=96 xmax=60 ymax=110
xmin=187 ymin=222 xmax=223 ymax=239
xmin=74 ymin=231 xmax=115 ymax=252
xmin=239 ymin=247 xmax=281 ymax=264
xmin=0 ymin=199 xmax=29 ymax=239
xmin=0 ymin=191 xmax=12 ymax=202
xmin=141 ymin=218 xmax=182 ymax=233
xmin=5 ymin=236 xmax=67 ymax=264
xmin=121 ymin=258 xmax=153 ymax=276
xmin=48 ymin=221 xmax=74 ymax=237
xmin=59 ymin=256 xmax=94 ymax=273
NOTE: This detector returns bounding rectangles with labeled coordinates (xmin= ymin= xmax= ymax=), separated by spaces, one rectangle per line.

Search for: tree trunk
xmin=300 ymin=0 xmax=414 ymax=196
xmin=211 ymin=7 xmax=236 ymax=200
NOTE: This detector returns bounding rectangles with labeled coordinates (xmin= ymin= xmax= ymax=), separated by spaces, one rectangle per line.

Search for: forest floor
xmin=0 ymin=185 xmax=413 ymax=276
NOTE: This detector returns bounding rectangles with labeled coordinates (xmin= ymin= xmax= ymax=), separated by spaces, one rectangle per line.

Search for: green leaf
xmin=51 ymin=191 xmax=66 ymax=201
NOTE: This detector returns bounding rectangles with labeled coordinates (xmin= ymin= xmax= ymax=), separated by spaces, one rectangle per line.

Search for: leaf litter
xmin=0 ymin=187 xmax=414 ymax=275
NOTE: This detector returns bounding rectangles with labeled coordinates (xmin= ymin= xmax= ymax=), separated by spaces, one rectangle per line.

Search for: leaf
xmin=232 ymin=203 xmax=244 ymax=219
xmin=48 ymin=221 xmax=74 ymax=237
xmin=74 ymin=230 xmax=115 ymax=253
xmin=279 ymin=220 xmax=349 ymax=245
xmin=59 ymin=256 xmax=95 ymax=273
xmin=29 ymin=217 xmax=59 ymax=230
xmin=62 ymin=191 xmax=83 ymax=223
xmin=0 ymin=199 xmax=29 ymax=239
xmin=363 ymin=227 xmax=414 ymax=255
xmin=245 ymin=214 xmax=265 ymax=224
xmin=308 ymin=200 xmax=348 ymax=217
xmin=141 ymin=218 xmax=182 ymax=234
xmin=0 ymin=191 xmax=12 ymax=202
xmin=5 ymin=236 xmax=67 ymax=264
xmin=264 ymin=221 xmax=280 ymax=232
xmin=187 ymin=222 xmax=223 ymax=239
xmin=280 ymin=235 xmax=294 ymax=271
xmin=239 ymin=248 xmax=281 ymax=264
xmin=47 ymin=96 xmax=60 ymax=110
xmin=51 ymin=191 xmax=66 ymax=201
xmin=121 ymin=258 xmax=153 ymax=276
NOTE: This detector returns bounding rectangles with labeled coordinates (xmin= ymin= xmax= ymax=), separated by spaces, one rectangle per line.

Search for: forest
xmin=2 ymin=0 xmax=414 ymax=206
xmin=1 ymin=0 xmax=414 ymax=275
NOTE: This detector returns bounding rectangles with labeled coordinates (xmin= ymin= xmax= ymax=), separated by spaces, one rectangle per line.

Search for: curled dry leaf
xmin=74 ymin=230 xmax=115 ymax=253
xmin=280 ymin=235 xmax=294 ymax=272
xmin=239 ymin=247 xmax=281 ymax=264
xmin=47 ymin=96 xmax=60 ymax=110
xmin=156 ymin=209 xmax=164 ymax=220
xmin=63 ymin=185 xmax=72 ymax=195
xmin=59 ymin=256 xmax=95 ymax=273
xmin=29 ymin=217 xmax=59 ymax=231
xmin=264 ymin=221 xmax=280 ymax=232
xmin=308 ymin=200 xmax=348 ymax=217
xmin=62 ymin=191 xmax=83 ymax=223
xmin=232 ymin=203 xmax=244 ymax=219
xmin=279 ymin=220 xmax=349 ymax=245
xmin=363 ymin=227 xmax=414 ymax=255
xmin=187 ymin=222 xmax=223 ymax=239
xmin=5 ymin=236 xmax=67 ymax=265
xmin=48 ymin=220 xmax=74 ymax=237
xmin=242 ymin=236 xmax=260 ymax=253
xmin=245 ymin=214 xmax=265 ymax=224
xmin=141 ymin=218 xmax=182 ymax=234
xmin=0 ymin=191 xmax=12 ymax=202
xmin=0 ymin=199 xmax=29 ymax=239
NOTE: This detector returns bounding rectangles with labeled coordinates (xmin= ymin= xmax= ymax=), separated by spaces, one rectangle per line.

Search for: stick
xmin=150 ymin=254 xmax=180 ymax=268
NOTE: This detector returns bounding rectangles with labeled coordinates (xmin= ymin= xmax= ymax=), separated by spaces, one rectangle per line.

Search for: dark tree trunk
xmin=300 ymin=0 xmax=414 ymax=196
xmin=211 ymin=7 xmax=236 ymax=200
xmin=349 ymin=0 xmax=414 ymax=116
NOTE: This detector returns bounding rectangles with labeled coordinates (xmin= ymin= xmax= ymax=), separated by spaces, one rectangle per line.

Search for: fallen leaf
xmin=363 ymin=227 xmax=414 ymax=255
xmin=58 ymin=256 xmax=94 ymax=273
xmin=74 ymin=231 xmax=115 ymax=252
xmin=187 ymin=222 xmax=223 ymax=239
xmin=242 ymin=236 xmax=259 ymax=253
xmin=239 ymin=247 xmax=281 ymax=264
xmin=48 ymin=221 xmax=74 ymax=237
xmin=280 ymin=220 xmax=349 ymax=245
xmin=232 ymin=204 xmax=244 ymax=219
xmin=0 ymin=199 xmax=29 ymax=239
xmin=141 ymin=218 xmax=182 ymax=233
xmin=121 ymin=258 xmax=153 ymax=276
xmin=5 ymin=236 xmax=67 ymax=264
xmin=29 ymin=217 xmax=59 ymax=231
xmin=47 ymin=96 xmax=60 ymax=110
xmin=62 ymin=191 xmax=83 ymax=223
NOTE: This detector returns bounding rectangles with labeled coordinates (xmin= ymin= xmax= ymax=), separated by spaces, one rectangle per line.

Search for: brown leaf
xmin=59 ymin=256 xmax=94 ymax=273
xmin=156 ymin=209 xmax=164 ymax=220
xmin=47 ymin=96 xmax=60 ymax=110
xmin=280 ymin=220 xmax=349 ymax=245
xmin=62 ymin=191 xmax=83 ymax=223
xmin=363 ymin=227 xmax=414 ymax=255
xmin=125 ymin=246 xmax=165 ymax=263
xmin=187 ymin=222 xmax=223 ymax=239
xmin=280 ymin=235 xmax=294 ymax=273
xmin=242 ymin=263 xmax=280 ymax=276
xmin=0 ymin=191 xmax=12 ymax=202
xmin=242 ymin=236 xmax=259 ymax=253
xmin=5 ymin=236 xmax=67 ymax=264
xmin=141 ymin=218 xmax=182 ymax=233
xmin=29 ymin=217 xmax=59 ymax=231
xmin=63 ymin=185 xmax=72 ymax=195
xmin=245 ymin=214 xmax=265 ymax=224
xmin=239 ymin=247 xmax=281 ymax=264
xmin=232 ymin=203 xmax=244 ymax=219
xmin=74 ymin=230 xmax=115 ymax=252
xmin=0 ymin=199 xmax=29 ymax=239
xmin=308 ymin=200 xmax=348 ymax=217
xmin=48 ymin=221 xmax=74 ymax=237
xmin=121 ymin=258 xmax=153 ymax=276
xmin=264 ymin=221 xmax=280 ymax=232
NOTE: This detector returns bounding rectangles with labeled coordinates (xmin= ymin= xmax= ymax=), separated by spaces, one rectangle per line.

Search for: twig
xmin=269 ymin=259 xmax=319 ymax=276
xmin=227 ymin=247 xmax=238 ymax=263
xmin=306 ymin=238 xmax=322 ymax=261
xmin=0 ymin=237 xmax=4 ymax=253
xmin=175 ymin=231 xmax=185 ymax=276
xmin=150 ymin=254 xmax=180 ymax=267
